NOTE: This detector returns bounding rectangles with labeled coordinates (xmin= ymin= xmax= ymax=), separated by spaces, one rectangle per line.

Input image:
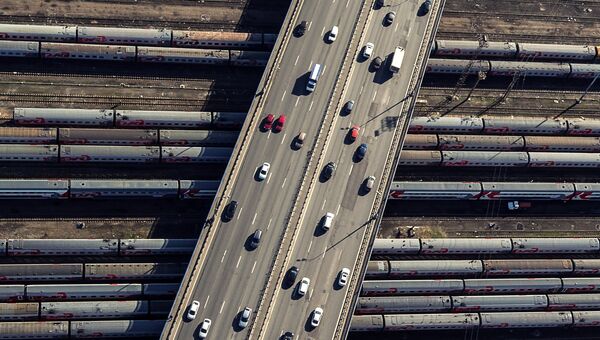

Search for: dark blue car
xmin=356 ymin=143 xmax=368 ymax=161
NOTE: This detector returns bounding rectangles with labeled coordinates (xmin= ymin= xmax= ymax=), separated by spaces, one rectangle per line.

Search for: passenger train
xmin=0 ymin=320 xmax=166 ymax=338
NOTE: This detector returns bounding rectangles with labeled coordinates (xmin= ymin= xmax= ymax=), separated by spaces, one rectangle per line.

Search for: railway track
xmin=436 ymin=31 xmax=600 ymax=45
xmin=442 ymin=10 xmax=600 ymax=25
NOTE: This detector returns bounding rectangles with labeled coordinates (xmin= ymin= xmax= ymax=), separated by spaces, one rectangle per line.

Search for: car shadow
xmin=352 ymin=152 xmax=364 ymax=164
xmin=244 ymin=234 xmax=257 ymax=252
xmin=357 ymin=183 xmax=370 ymax=196
xmin=368 ymin=58 xmax=383 ymax=73
xmin=318 ymin=170 xmax=332 ymax=183
xmin=343 ymin=132 xmax=356 ymax=145
xmin=304 ymin=315 xmax=316 ymax=332
xmin=290 ymin=137 xmax=302 ymax=151
xmin=292 ymin=72 xmax=311 ymax=96
xmin=313 ymin=219 xmax=326 ymax=237
xmin=323 ymin=32 xmax=333 ymax=44
xmin=291 ymin=286 xmax=302 ymax=301
xmin=373 ymin=53 xmax=394 ymax=84
xmin=231 ymin=311 xmax=244 ymax=333
xmin=356 ymin=52 xmax=369 ymax=64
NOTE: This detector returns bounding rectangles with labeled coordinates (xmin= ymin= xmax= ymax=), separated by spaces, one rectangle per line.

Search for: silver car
xmin=311 ymin=307 xmax=323 ymax=327
xmin=239 ymin=307 xmax=252 ymax=328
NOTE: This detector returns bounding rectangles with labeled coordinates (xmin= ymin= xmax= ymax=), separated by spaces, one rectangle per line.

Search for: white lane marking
xmin=221 ymin=250 xmax=227 ymax=263
xmin=385 ymin=94 xmax=391 ymax=106
xmin=308 ymin=240 xmax=313 ymax=253
xmin=308 ymin=21 xmax=312 ymax=31
xmin=295 ymin=97 xmax=300 ymax=107
xmin=321 ymin=26 xmax=326 ymax=36
xmin=348 ymin=164 xmax=354 ymax=176
xmin=322 ymin=65 xmax=327 ymax=76
xmin=237 ymin=207 xmax=243 ymax=220
xmin=321 ymin=199 xmax=327 ymax=210
xmin=220 ymin=301 xmax=225 ymax=314
xmin=322 ymin=251 xmax=326 ymax=259
xmin=359 ymin=85 xmax=364 ymax=95
xmin=252 ymin=212 xmax=257 ymax=225
xmin=310 ymin=60 xmax=313 ymax=69
xmin=336 ymin=204 xmax=341 ymax=215
xmin=395 ymin=21 xmax=400 ymax=32
xmin=236 ymin=255 xmax=242 ymax=268
xmin=281 ymin=133 xmax=287 ymax=144
xmin=204 ymin=295 xmax=210 ymax=309
xmin=282 ymin=178 xmax=287 ymax=188
xmin=309 ymin=101 xmax=314 ymax=111
xmin=267 ymin=172 xmax=273 ymax=184
xmin=281 ymin=90 xmax=286 ymax=101
xmin=294 ymin=55 xmax=300 ymax=66
xmin=267 ymin=131 xmax=271 ymax=140
xmin=267 ymin=218 xmax=272 ymax=231
xmin=310 ymin=288 xmax=314 ymax=297
xmin=372 ymin=90 xmax=378 ymax=101
xmin=251 ymin=261 xmax=257 ymax=274
xmin=346 ymin=0 xmax=350 ymax=7
xmin=332 ymin=0 xmax=335 ymax=3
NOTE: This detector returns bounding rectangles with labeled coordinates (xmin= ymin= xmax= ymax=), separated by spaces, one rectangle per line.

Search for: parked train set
xmin=0 ymin=239 xmax=195 ymax=256
xmin=0 ymin=320 xmax=166 ymax=339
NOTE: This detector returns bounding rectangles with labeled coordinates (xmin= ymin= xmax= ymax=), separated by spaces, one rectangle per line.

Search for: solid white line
xmin=237 ymin=207 xmax=243 ymax=220
xmin=294 ymin=55 xmax=300 ymax=66
xmin=348 ymin=164 xmax=354 ymax=175
xmin=359 ymin=85 xmax=364 ymax=95
xmin=282 ymin=178 xmax=287 ymax=188
xmin=322 ymin=65 xmax=327 ymax=76
xmin=308 ymin=240 xmax=313 ymax=253
xmin=308 ymin=21 xmax=312 ymax=31
xmin=220 ymin=301 xmax=225 ymax=314
xmin=346 ymin=0 xmax=350 ymax=7
xmin=336 ymin=204 xmax=341 ymax=215
xmin=251 ymin=261 xmax=257 ymax=274
xmin=372 ymin=90 xmax=378 ymax=101
xmin=295 ymin=97 xmax=300 ymax=107
xmin=267 ymin=218 xmax=272 ymax=231
xmin=321 ymin=199 xmax=327 ymax=210
xmin=204 ymin=296 xmax=210 ymax=309
xmin=267 ymin=173 xmax=272 ymax=184
xmin=281 ymin=90 xmax=286 ymax=101
xmin=252 ymin=213 xmax=257 ymax=225
xmin=281 ymin=133 xmax=287 ymax=144
xmin=236 ymin=255 xmax=242 ymax=268
xmin=221 ymin=250 xmax=227 ymax=263
xmin=308 ymin=101 xmax=314 ymax=111
xmin=321 ymin=26 xmax=326 ymax=36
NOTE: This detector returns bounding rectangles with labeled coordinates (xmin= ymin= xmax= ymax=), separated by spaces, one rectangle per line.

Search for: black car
xmin=356 ymin=143 xmax=368 ymax=161
xmin=375 ymin=0 xmax=384 ymax=7
xmin=224 ymin=200 xmax=238 ymax=221
xmin=294 ymin=21 xmax=307 ymax=37
xmin=322 ymin=162 xmax=336 ymax=180
xmin=344 ymin=100 xmax=354 ymax=114
xmin=282 ymin=331 xmax=295 ymax=340
xmin=384 ymin=11 xmax=396 ymax=25
xmin=285 ymin=266 xmax=299 ymax=286
xmin=372 ymin=57 xmax=382 ymax=70
xmin=249 ymin=229 xmax=262 ymax=249
xmin=421 ymin=0 xmax=432 ymax=14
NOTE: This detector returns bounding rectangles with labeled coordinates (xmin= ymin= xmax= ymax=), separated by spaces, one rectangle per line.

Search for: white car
xmin=311 ymin=307 xmax=323 ymax=327
xmin=199 ymin=318 xmax=211 ymax=338
xmin=186 ymin=300 xmax=200 ymax=320
xmin=363 ymin=42 xmax=374 ymax=58
xmin=257 ymin=162 xmax=270 ymax=180
xmin=338 ymin=268 xmax=350 ymax=287
xmin=297 ymin=277 xmax=310 ymax=296
xmin=327 ymin=25 xmax=338 ymax=42
xmin=239 ymin=307 xmax=252 ymax=328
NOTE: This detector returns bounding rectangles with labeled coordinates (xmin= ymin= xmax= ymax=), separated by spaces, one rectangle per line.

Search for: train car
xmin=441 ymin=151 xmax=529 ymax=167
xmin=569 ymin=63 xmax=600 ymax=78
xmin=0 ymin=144 xmax=58 ymax=162
xmin=263 ymin=34 xmax=277 ymax=47
xmin=159 ymin=130 xmax=239 ymax=147
xmin=6 ymin=239 xmax=119 ymax=256
xmin=211 ymin=112 xmax=247 ymax=129
xmin=26 ymin=284 xmax=143 ymax=301
xmin=0 ymin=127 xmax=57 ymax=144
xmin=483 ymin=117 xmax=568 ymax=135
xmin=463 ymin=278 xmax=563 ymax=294
xmin=58 ymin=128 xmax=158 ymax=145
xmin=0 ymin=23 xmax=77 ymax=42
xmin=384 ymin=313 xmax=480 ymax=330
xmin=361 ymin=280 xmax=464 ymax=296
xmin=425 ymin=59 xmax=490 ymax=74
xmin=561 ymin=278 xmax=600 ymax=293
xmin=229 ymin=50 xmax=270 ymax=67
xmin=14 ymin=108 xmax=115 ymax=127
xmin=137 ymin=46 xmax=230 ymax=64
xmin=77 ymin=26 xmax=171 ymax=46
xmin=452 ymin=294 xmax=548 ymax=312
xmin=172 ymin=31 xmax=264 ymax=49
xmin=398 ymin=150 xmax=442 ymax=166
xmin=403 ymin=134 xmax=439 ymax=150
xmin=524 ymin=136 xmax=600 ymax=152
xmin=356 ymin=296 xmax=451 ymax=314
xmin=409 ymin=116 xmax=484 ymax=133
xmin=350 ymin=315 xmax=384 ymax=332
xmin=69 ymin=179 xmax=179 ymax=198
xmin=567 ymin=118 xmax=600 ymax=135
xmin=434 ymin=40 xmax=518 ymax=58
xmin=479 ymin=182 xmax=575 ymax=200
xmin=573 ymin=183 xmax=600 ymax=200
xmin=160 ymin=146 xmax=232 ymax=163
xmin=438 ymin=134 xmax=525 ymax=151
xmin=0 ymin=302 xmax=38 ymax=321
xmin=0 ymin=179 xmax=68 ymax=198
xmin=371 ymin=239 xmax=421 ymax=255
xmin=573 ymin=259 xmax=600 ymax=275
xmin=178 ymin=180 xmax=220 ymax=198
xmin=388 ymin=181 xmax=482 ymax=199
xmin=528 ymin=152 xmax=600 ymax=168
xmin=366 ymin=261 xmax=390 ymax=278
xmin=488 ymin=61 xmax=571 ymax=77
xmin=40 ymin=301 xmax=149 ymax=320
xmin=388 ymin=260 xmax=483 ymax=277
xmin=512 ymin=238 xmax=600 ymax=254
xmin=0 ymin=321 xmax=69 ymax=339
xmin=0 ymin=40 xmax=39 ymax=57
xmin=420 ymin=238 xmax=513 ymax=254
xmin=119 ymin=239 xmax=196 ymax=256
xmin=83 ymin=263 xmax=186 ymax=281
xmin=0 ymin=285 xmax=25 ymax=303
xmin=60 ymin=145 xmax=160 ymax=163
xmin=69 ymin=320 xmax=165 ymax=338
xmin=0 ymin=264 xmax=82 ymax=282
xmin=148 ymin=300 xmax=173 ymax=316
xmin=142 ymin=283 xmax=180 ymax=298
xmin=40 ymin=42 xmax=136 ymax=61
xmin=115 ymin=110 xmax=212 ymax=128
xmin=572 ymin=311 xmax=600 ymax=327
xmin=482 ymin=259 xmax=574 ymax=276
xmin=548 ymin=293 xmax=600 ymax=310
xmin=518 ymin=43 xmax=596 ymax=61
xmin=480 ymin=311 xmax=573 ymax=328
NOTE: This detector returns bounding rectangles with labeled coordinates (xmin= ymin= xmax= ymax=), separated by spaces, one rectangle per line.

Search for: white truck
xmin=389 ymin=46 xmax=405 ymax=73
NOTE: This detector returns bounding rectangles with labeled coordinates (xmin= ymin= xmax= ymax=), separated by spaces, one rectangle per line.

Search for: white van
xmin=306 ymin=63 xmax=322 ymax=92
xmin=322 ymin=212 xmax=334 ymax=231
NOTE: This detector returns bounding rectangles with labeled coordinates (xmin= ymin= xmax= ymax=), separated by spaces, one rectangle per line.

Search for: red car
xmin=349 ymin=125 xmax=360 ymax=141
xmin=263 ymin=114 xmax=274 ymax=130
xmin=273 ymin=115 xmax=286 ymax=133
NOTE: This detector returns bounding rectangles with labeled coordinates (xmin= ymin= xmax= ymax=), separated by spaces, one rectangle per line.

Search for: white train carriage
xmin=438 ymin=134 xmax=525 ymax=151
xmin=0 ymin=302 xmax=38 ymax=321
xmin=463 ymin=278 xmax=563 ymax=294
xmin=482 ymin=259 xmax=574 ymax=276
xmin=350 ymin=315 xmax=384 ymax=332
xmin=0 ymin=127 xmax=57 ymax=144
xmin=452 ymin=295 xmax=548 ymax=312
xmin=398 ymin=150 xmax=442 ymax=166
xmin=524 ymin=136 xmax=600 ymax=152
xmin=0 ymin=285 xmax=25 ymax=303
xmin=0 ymin=40 xmax=39 ymax=57
xmin=83 ymin=263 xmax=185 ymax=281
xmin=356 ymin=296 xmax=451 ymax=314
xmin=371 ymin=238 xmax=421 ymax=255
xmin=389 ymin=260 xmax=483 ymax=277
xmin=489 ymin=61 xmax=571 ymax=77
xmin=77 ymin=26 xmax=171 ymax=46
xmin=0 ymin=321 xmax=70 ymax=339
xmin=142 ymin=283 xmax=180 ymax=297
xmin=528 ymin=152 xmax=600 ymax=167
xmin=441 ymin=151 xmax=529 ymax=167
xmin=480 ymin=311 xmax=573 ymax=328
xmin=512 ymin=238 xmax=600 ymax=254
xmin=562 ymin=278 xmax=600 ymax=293
xmin=26 ymin=283 xmax=143 ymax=301
xmin=115 ymin=110 xmax=212 ymax=128
xmin=0 ymin=144 xmax=58 ymax=162
xmin=361 ymin=280 xmax=464 ymax=296
xmin=40 ymin=301 xmax=149 ymax=320
xmin=548 ymin=293 xmax=600 ymax=310
xmin=137 ymin=46 xmax=230 ymax=64
xmin=14 ymin=108 xmax=115 ymax=127
xmin=420 ymin=238 xmax=513 ymax=254
xmin=211 ymin=112 xmax=247 ymax=129
xmin=518 ymin=43 xmax=596 ymax=61
xmin=229 ymin=50 xmax=270 ymax=67
xmin=7 ymin=239 xmax=119 ymax=256
xmin=567 ymin=118 xmax=600 ymax=135
xmin=172 ymin=30 xmax=263 ymax=49
xmin=69 ymin=320 xmax=165 ymax=338
xmin=366 ymin=261 xmax=389 ymax=278
xmin=159 ymin=130 xmax=239 ymax=147
xmin=0 ymin=23 xmax=77 ymax=42
xmin=69 ymin=179 xmax=178 ymax=198
xmin=573 ymin=311 xmax=600 ymax=327
xmin=0 ymin=263 xmax=82 ymax=281
xmin=60 ymin=145 xmax=160 ymax=163
xmin=384 ymin=313 xmax=480 ymax=331
xmin=388 ymin=181 xmax=482 ymax=199
xmin=573 ymin=259 xmax=600 ymax=275
xmin=59 ymin=128 xmax=158 ymax=145
xmin=409 ymin=116 xmax=484 ymax=133
xmin=569 ymin=63 xmax=600 ymax=78
xmin=426 ymin=59 xmax=490 ymax=74
xmin=483 ymin=117 xmax=568 ymax=134
xmin=119 ymin=239 xmax=195 ymax=255
xmin=0 ymin=179 xmax=68 ymax=199
xmin=479 ymin=182 xmax=575 ymax=200
xmin=573 ymin=183 xmax=600 ymax=200
xmin=435 ymin=40 xmax=518 ymax=58
xmin=178 ymin=180 xmax=220 ymax=198
xmin=160 ymin=146 xmax=232 ymax=163
xmin=40 ymin=43 xmax=136 ymax=61
xmin=403 ymin=134 xmax=439 ymax=149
